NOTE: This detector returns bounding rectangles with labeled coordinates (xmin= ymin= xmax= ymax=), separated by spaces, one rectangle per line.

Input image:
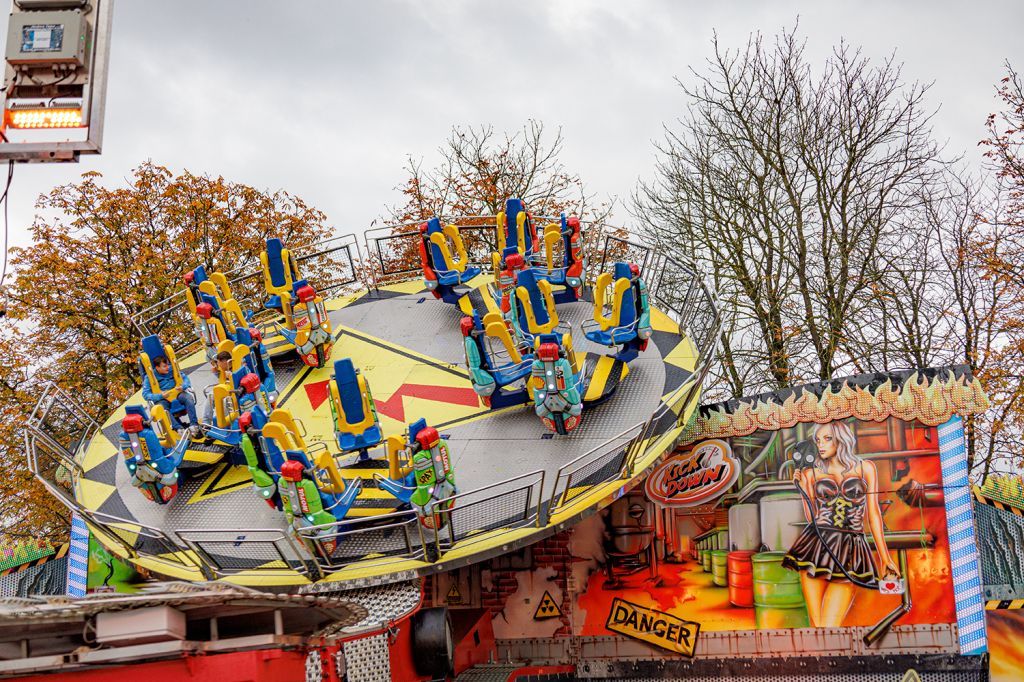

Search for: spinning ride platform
xmin=27 ymin=230 xmax=718 ymax=591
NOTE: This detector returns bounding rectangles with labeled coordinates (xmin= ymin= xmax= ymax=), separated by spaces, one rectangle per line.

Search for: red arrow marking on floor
xmin=304 ymin=380 xmax=480 ymax=421
xmin=374 ymin=384 xmax=481 ymax=422
xmin=304 ymin=380 xmax=331 ymax=411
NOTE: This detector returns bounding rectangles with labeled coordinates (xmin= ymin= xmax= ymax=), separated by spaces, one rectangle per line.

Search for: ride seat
xmin=139 ymin=334 xmax=192 ymax=421
xmin=514 ymin=269 xmax=560 ymax=336
xmin=261 ymin=238 xmax=301 ymax=311
xmin=424 ymin=218 xmax=481 ymax=286
xmin=266 ymin=422 xmax=357 ymax=518
xmin=499 ymin=198 xmax=538 ymax=261
xmin=481 ymin=312 xmax=532 ymax=385
xmin=329 ymin=359 xmax=383 ymax=453
xmin=585 ymin=262 xmax=639 ymax=347
xmin=539 ymin=222 xmax=567 ymax=284
xmin=198 ymin=280 xmax=248 ymax=335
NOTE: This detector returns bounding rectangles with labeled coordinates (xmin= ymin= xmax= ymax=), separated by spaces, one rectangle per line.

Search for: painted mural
xmin=571 ymin=414 xmax=955 ymax=638
xmin=986 ymin=610 xmax=1024 ymax=682
xmin=432 ymin=367 xmax=989 ymax=657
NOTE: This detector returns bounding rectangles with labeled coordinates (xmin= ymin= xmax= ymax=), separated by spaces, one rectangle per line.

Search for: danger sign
xmin=605 ymin=598 xmax=700 ymax=657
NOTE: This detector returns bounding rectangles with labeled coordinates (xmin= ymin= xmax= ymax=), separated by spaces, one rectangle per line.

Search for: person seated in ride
xmin=201 ymin=350 xmax=235 ymax=427
xmin=142 ymin=356 xmax=201 ymax=437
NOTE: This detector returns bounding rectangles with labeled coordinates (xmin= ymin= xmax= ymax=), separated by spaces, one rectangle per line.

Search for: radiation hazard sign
xmin=533 ymin=590 xmax=562 ymax=620
xmin=605 ymin=597 xmax=700 ymax=656
xmin=446 ymin=582 xmax=463 ymax=605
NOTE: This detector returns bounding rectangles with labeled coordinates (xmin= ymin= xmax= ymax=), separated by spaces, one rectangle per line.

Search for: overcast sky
xmin=1 ymin=0 xmax=1021 ymax=250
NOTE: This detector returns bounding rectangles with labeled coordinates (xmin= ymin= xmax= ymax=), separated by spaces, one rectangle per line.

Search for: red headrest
xmin=567 ymin=216 xmax=580 ymax=230
xmin=280 ymin=459 xmax=304 ymax=482
xmin=238 ymin=411 xmax=253 ymax=431
xmin=419 ymin=223 xmax=428 ymax=234
xmin=240 ymin=373 xmax=261 ymax=394
xmin=505 ymin=253 xmax=525 ymax=270
xmin=296 ymin=285 xmax=316 ymax=303
xmin=122 ymin=413 xmax=144 ymax=434
xmin=196 ymin=302 xmax=213 ymax=319
xmin=459 ymin=317 xmax=475 ymax=337
xmin=415 ymin=426 xmax=440 ymax=451
xmin=183 ymin=271 xmax=195 ymax=284
xmin=537 ymin=343 xmax=560 ymax=362
xmin=249 ymin=326 xmax=262 ymax=342
xmin=629 ymin=263 xmax=640 ymax=276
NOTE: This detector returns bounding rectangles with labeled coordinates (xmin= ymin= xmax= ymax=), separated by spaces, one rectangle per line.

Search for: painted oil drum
xmin=715 ymin=529 xmax=729 ymax=552
xmin=759 ymin=492 xmax=805 ymax=552
xmin=711 ymin=550 xmax=730 ymax=587
xmin=702 ymin=547 xmax=713 ymax=572
xmin=728 ymin=503 xmax=761 ymax=551
xmin=752 ymin=551 xmax=809 ymax=629
xmin=727 ymin=550 xmax=757 ymax=607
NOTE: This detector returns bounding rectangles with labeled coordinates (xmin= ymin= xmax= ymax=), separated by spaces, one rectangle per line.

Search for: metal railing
xmin=362 ymin=214 xmax=581 ymax=289
xmin=431 ymin=470 xmax=546 ymax=551
xmin=129 ymin=233 xmax=365 ymax=355
xmin=80 ymin=509 xmax=208 ymax=578
xmin=175 ymin=528 xmax=318 ymax=579
xmin=295 ymin=509 xmax=429 ymax=573
xmin=547 ymin=424 xmax=644 ymax=515
xmin=24 ymin=383 xmax=99 ymax=509
xmin=545 ymin=375 xmax=706 ymax=520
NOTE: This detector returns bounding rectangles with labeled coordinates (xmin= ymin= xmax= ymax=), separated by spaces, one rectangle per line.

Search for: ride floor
xmin=76 ymin=277 xmax=698 ymax=574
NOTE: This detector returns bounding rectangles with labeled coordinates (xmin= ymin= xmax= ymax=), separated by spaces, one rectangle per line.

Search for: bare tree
xmin=635 ymin=27 xmax=947 ymax=394
xmin=387 ymin=121 xmax=608 ymax=223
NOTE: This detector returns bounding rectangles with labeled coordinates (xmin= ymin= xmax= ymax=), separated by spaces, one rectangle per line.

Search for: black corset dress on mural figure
xmin=783 ymin=471 xmax=878 ymax=584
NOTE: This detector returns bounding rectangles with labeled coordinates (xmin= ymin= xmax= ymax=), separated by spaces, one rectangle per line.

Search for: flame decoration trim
xmin=682 ymin=366 xmax=989 ymax=444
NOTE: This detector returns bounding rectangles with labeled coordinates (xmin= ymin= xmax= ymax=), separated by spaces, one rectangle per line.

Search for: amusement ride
xmin=25 ymin=198 xmax=719 ymax=588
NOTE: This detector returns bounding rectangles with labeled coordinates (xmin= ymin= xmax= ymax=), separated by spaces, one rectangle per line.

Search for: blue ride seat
xmin=139 ymin=334 xmax=192 ymax=421
xmin=585 ymin=262 xmax=640 ymax=347
xmin=329 ymin=359 xmax=383 ymax=453
xmin=500 ymin=198 xmax=538 ymax=262
xmin=261 ymin=237 xmax=301 ymax=311
xmin=513 ymin=269 xmax=560 ymax=339
xmin=424 ymin=217 xmax=481 ymax=286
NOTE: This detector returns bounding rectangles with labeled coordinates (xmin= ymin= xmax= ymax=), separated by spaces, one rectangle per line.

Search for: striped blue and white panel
xmin=66 ymin=513 xmax=89 ymax=598
xmin=938 ymin=415 xmax=987 ymax=655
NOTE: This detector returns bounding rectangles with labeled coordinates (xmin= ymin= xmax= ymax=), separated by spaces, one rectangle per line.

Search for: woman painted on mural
xmin=782 ymin=421 xmax=898 ymax=627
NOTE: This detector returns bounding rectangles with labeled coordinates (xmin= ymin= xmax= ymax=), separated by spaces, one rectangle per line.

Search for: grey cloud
xmin=0 ymin=0 xmax=1021 ymax=250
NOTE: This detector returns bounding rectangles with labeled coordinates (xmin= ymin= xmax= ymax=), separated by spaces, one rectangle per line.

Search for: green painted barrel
xmin=716 ymin=529 xmax=729 ymax=551
xmin=702 ymin=547 xmax=713 ymax=572
xmin=752 ymin=551 xmax=809 ymax=629
xmin=711 ymin=550 xmax=729 ymax=587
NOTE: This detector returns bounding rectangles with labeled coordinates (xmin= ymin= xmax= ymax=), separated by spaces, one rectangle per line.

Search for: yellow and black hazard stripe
xmin=458 ymin=286 xmax=501 ymax=318
xmin=582 ymin=354 xmax=629 ymax=403
xmin=256 ymin=319 xmax=297 ymax=356
xmin=0 ymin=543 xmax=69 ymax=577
xmin=986 ymin=599 xmax=1024 ymax=610
xmin=338 ymin=457 xmax=404 ymax=518
xmin=973 ymin=489 xmax=1024 ymax=517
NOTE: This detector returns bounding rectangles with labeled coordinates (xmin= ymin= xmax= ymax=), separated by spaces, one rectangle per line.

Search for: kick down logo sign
xmin=605 ymin=598 xmax=700 ymax=656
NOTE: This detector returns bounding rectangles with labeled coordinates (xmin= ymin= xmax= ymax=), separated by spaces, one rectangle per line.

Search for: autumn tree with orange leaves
xmin=0 ymin=163 xmax=329 ymax=539
xmin=974 ymin=62 xmax=1024 ymax=481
